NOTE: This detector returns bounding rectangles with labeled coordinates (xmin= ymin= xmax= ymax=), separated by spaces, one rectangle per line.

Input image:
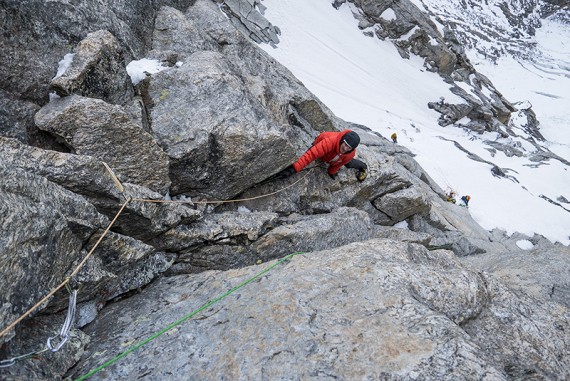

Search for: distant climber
xmin=391 ymin=132 xmax=398 ymax=144
xmin=277 ymin=130 xmax=367 ymax=182
xmin=446 ymin=190 xmax=456 ymax=204
xmin=461 ymin=195 xmax=471 ymax=207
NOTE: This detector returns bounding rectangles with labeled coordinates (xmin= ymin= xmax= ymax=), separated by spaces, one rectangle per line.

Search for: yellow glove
xmin=356 ymin=169 xmax=367 ymax=182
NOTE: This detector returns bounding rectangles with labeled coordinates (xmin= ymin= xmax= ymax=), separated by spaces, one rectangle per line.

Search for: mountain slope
xmin=259 ymin=0 xmax=570 ymax=245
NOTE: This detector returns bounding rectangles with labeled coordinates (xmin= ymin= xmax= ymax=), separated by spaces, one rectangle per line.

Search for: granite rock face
xmin=0 ymin=0 xmax=568 ymax=380
xmin=68 ymin=240 xmax=570 ymax=381
xmin=0 ymin=0 xmax=195 ymax=104
xmin=0 ymin=163 xmax=106 ymax=344
xmin=34 ymin=95 xmax=171 ymax=194
xmin=49 ymin=30 xmax=134 ymax=105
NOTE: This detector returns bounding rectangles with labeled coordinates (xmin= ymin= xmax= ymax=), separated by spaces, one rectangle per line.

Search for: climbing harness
xmin=75 ymin=252 xmax=304 ymax=381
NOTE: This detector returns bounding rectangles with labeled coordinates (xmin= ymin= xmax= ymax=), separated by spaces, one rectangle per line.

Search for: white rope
xmin=0 ymin=290 xmax=78 ymax=367
xmin=0 ymin=348 xmax=49 ymax=368
xmin=47 ymin=289 xmax=77 ymax=352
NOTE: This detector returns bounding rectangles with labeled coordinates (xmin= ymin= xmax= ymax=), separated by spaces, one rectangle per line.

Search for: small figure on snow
xmin=391 ymin=132 xmax=398 ymax=144
xmin=461 ymin=195 xmax=471 ymax=207
xmin=277 ymin=130 xmax=367 ymax=182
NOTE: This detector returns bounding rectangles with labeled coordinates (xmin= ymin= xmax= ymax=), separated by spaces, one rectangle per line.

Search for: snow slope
xmin=259 ymin=0 xmax=570 ymax=245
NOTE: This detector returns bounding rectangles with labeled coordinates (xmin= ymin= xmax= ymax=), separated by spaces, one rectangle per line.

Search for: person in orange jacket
xmin=278 ymin=130 xmax=367 ymax=181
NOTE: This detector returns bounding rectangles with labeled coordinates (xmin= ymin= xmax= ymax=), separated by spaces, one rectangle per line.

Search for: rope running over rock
xmin=131 ymin=167 xmax=315 ymax=205
xmin=0 ymin=164 xmax=315 ymax=368
xmin=75 ymin=252 xmax=304 ymax=381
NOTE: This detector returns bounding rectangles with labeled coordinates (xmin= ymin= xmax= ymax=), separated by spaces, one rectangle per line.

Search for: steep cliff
xmin=0 ymin=0 xmax=568 ymax=380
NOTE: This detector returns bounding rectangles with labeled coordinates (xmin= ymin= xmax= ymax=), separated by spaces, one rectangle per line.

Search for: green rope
xmin=75 ymin=252 xmax=303 ymax=381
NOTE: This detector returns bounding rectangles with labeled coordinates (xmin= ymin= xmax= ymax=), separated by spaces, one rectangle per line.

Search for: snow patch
xmin=516 ymin=240 xmax=534 ymax=250
xmin=238 ymin=206 xmax=252 ymax=214
xmin=380 ymin=8 xmax=396 ymax=21
xmin=394 ymin=220 xmax=409 ymax=229
xmin=126 ymin=59 xmax=169 ymax=85
xmin=53 ymin=53 xmax=75 ymax=79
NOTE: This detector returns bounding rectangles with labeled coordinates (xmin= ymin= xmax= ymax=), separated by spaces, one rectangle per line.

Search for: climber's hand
xmin=276 ymin=165 xmax=296 ymax=179
xmin=356 ymin=169 xmax=367 ymax=182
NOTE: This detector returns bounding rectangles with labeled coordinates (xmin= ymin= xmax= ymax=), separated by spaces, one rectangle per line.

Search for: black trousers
xmin=345 ymin=158 xmax=367 ymax=171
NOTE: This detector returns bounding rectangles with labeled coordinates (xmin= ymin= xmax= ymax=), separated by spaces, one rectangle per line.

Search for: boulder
xmin=50 ymin=30 xmax=133 ymax=105
xmin=34 ymin=95 xmax=171 ymax=194
xmin=147 ymin=49 xmax=296 ymax=198
xmin=372 ymin=186 xmax=431 ymax=221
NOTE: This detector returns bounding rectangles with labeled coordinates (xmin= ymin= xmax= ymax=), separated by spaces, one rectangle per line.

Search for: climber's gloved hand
xmin=276 ymin=165 xmax=297 ymax=179
xmin=328 ymin=172 xmax=338 ymax=180
xmin=356 ymin=169 xmax=367 ymax=182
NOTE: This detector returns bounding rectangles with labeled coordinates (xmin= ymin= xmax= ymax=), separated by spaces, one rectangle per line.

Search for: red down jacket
xmin=292 ymin=130 xmax=356 ymax=175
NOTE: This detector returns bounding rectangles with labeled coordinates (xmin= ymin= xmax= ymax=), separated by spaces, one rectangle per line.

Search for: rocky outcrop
xmin=220 ymin=0 xmax=281 ymax=44
xmin=0 ymin=137 xmax=199 ymax=241
xmin=66 ymin=240 xmax=570 ymax=380
xmin=0 ymin=153 xmax=180 ymax=347
xmin=49 ymin=30 xmax=133 ymax=105
xmin=0 ymin=0 xmax=568 ymax=380
xmin=461 ymin=238 xmax=570 ymax=308
xmin=34 ymin=95 xmax=171 ymax=194
xmin=0 ymin=0 xmax=195 ymax=104
xmin=0 ymin=163 xmax=106 ymax=344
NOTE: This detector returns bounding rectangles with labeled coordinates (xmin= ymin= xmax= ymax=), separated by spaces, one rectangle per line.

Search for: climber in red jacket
xmin=278 ymin=130 xmax=367 ymax=181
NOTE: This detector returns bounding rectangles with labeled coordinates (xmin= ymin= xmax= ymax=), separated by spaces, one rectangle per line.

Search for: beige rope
xmin=131 ymin=167 xmax=315 ymax=205
xmin=0 ymin=198 xmax=131 ymax=339
xmin=0 ymin=165 xmax=316 ymax=339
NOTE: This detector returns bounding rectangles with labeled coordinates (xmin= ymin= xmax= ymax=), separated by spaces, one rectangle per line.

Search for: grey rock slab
xmin=151 ymin=210 xmax=279 ymax=253
xmin=253 ymin=207 xmax=376 ymax=262
xmin=0 ymin=164 xmax=107 ymax=344
xmin=373 ymin=225 xmax=432 ymax=246
xmin=151 ymin=6 xmax=219 ymax=57
xmin=0 ymin=137 xmax=199 ymax=241
xmin=70 ymin=240 xmax=569 ymax=380
xmin=34 ymin=95 xmax=171 ymax=193
xmin=461 ymin=242 xmax=570 ymax=308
